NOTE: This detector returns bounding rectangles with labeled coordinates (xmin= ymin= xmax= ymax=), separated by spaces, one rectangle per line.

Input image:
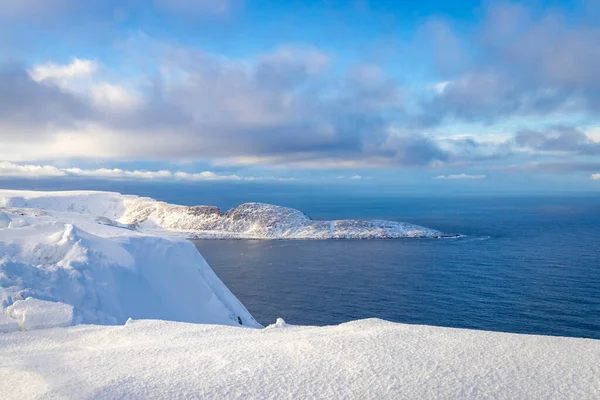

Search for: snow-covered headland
xmin=0 ymin=189 xmax=454 ymax=239
xmin=1 ymin=189 xmax=598 ymax=399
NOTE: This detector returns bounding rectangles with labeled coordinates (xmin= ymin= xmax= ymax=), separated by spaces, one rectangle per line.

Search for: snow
xmin=0 ymin=212 xmax=10 ymax=229
xmin=6 ymin=298 xmax=73 ymax=331
xmin=0 ymin=318 xmax=598 ymax=399
xmin=0 ymin=311 xmax=18 ymax=333
xmin=0 ymin=189 xmax=452 ymax=239
xmin=0 ymin=200 xmax=259 ymax=330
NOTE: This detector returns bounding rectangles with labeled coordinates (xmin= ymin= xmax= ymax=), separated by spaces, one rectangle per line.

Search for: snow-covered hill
xmin=1 ymin=318 xmax=599 ymax=399
xmin=0 ymin=189 xmax=452 ymax=239
xmin=0 ymin=205 xmax=259 ymax=330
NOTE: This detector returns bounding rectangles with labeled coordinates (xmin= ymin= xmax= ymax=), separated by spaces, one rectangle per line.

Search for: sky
xmin=1 ymin=0 xmax=600 ymax=194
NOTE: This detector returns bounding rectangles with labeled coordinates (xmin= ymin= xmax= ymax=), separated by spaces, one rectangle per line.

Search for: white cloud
xmin=0 ymin=161 xmax=292 ymax=182
xmin=431 ymin=80 xmax=451 ymax=94
xmin=29 ymin=58 xmax=97 ymax=86
xmin=0 ymin=161 xmax=67 ymax=178
xmin=335 ymin=174 xmax=364 ymax=180
xmin=591 ymin=174 xmax=600 ymax=180
xmin=434 ymin=174 xmax=487 ymax=180
xmin=90 ymin=83 xmax=140 ymax=110
xmin=28 ymin=59 xmax=140 ymax=110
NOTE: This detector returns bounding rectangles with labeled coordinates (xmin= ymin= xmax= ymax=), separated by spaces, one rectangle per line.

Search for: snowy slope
xmin=1 ymin=318 xmax=599 ymax=399
xmin=0 ymin=189 xmax=451 ymax=239
xmin=0 ymin=207 xmax=259 ymax=330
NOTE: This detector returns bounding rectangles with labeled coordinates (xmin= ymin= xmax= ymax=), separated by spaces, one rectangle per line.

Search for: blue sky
xmin=1 ymin=0 xmax=599 ymax=193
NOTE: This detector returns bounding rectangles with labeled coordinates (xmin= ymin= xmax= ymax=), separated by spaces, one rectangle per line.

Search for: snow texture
xmin=0 ymin=198 xmax=259 ymax=329
xmin=0 ymin=189 xmax=451 ymax=239
xmin=6 ymin=298 xmax=73 ymax=331
xmin=0 ymin=318 xmax=598 ymax=399
xmin=0 ymin=311 xmax=18 ymax=333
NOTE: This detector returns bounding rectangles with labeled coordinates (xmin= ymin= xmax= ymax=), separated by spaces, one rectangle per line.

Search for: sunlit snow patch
xmin=7 ymin=298 xmax=73 ymax=331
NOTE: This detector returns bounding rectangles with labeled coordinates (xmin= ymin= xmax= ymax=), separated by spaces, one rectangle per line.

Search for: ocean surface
xmin=194 ymin=195 xmax=600 ymax=339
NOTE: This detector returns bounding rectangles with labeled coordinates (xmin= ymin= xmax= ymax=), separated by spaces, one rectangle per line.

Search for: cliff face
xmin=187 ymin=206 xmax=222 ymax=218
xmin=0 ymin=203 xmax=260 ymax=331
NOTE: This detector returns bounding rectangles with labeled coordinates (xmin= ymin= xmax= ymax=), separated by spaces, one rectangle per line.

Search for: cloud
xmin=0 ymin=161 xmax=67 ymax=178
xmin=27 ymin=58 xmax=139 ymax=110
xmin=591 ymin=174 xmax=600 ymax=180
xmin=0 ymin=48 xmax=451 ymax=168
xmin=0 ymin=65 xmax=93 ymax=130
xmin=498 ymin=162 xmax=600 ymax=173
xmin=1 ymin=2 xmax=599 ymax=175
xmin=29 ymin=58 xmax=97 ymax=84
xmin=90 ymin=83 xmax=140 ymax=109
xmin=0 ymin=161 xmax=292 ymax=182
xmin=434 ymin=174 xmax=486 ymax=180
xmin=418 ymin=3 xmax=600 ymax=125
xmin=513 ymin=126 xmax=600 ymax=155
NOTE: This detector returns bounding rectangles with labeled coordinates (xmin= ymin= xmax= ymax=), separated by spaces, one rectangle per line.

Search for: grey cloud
xmin=0 ymin=66 xmax=92 ymax=131
xmin=384 ymin=135 xmax=449 ymax=166
xmin=127 ymin=48 xmax=446 ymax=167
xmin=497 ymin=161 xmax=600 ymax=173
xmin=514 ymin=126 xmax=600 ymax=155
xmin=255 ymin=46 xmax=329 ymax=90
xmin=0 ymin=50 xmax=449 ymax=167
xmin=418 ymin=3 xmax=600 ymax=124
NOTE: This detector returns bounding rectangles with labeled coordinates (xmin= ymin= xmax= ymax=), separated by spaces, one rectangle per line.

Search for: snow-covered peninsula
xmin=0 ymin=189 xmax=451 ymax=239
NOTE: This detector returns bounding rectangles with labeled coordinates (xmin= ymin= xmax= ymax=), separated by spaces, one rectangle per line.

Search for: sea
xmin=192 ymin=192 xmax=600 ymax=339
xmin=3 ymin=179 xmax=599 ymax=339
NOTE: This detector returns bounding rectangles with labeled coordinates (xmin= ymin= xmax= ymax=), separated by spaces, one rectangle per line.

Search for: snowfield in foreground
xmin=0 ymin=189 xmax=450 ymax=239
xmin=0 ymin=203 xmax=258 ymax=329
xmin=1 ymin=318 xmax=599 ymax=399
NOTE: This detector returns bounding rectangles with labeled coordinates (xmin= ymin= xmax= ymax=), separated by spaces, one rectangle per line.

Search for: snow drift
xmin=0 ymin=205 xmax=259 ymax=330
xmin=1 ymin=318 xmax=598 ymax=399
xmin=0 ymin=189 xmax=451 ymax=239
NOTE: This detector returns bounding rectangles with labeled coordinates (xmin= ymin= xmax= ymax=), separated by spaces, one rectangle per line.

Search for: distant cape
xmin=0 ymin=189 xmax=457 ymax=239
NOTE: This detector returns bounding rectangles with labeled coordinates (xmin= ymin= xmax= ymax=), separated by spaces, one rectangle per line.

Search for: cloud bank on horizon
xmin=0 ymin=0 xmax=599 ymax=189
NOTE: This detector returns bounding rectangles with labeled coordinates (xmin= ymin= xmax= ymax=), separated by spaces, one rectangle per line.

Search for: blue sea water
xmin=193 ymin=194 xmax=600 ymax=339
xmin=2 ymin=179 xmax=598 ymax=338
